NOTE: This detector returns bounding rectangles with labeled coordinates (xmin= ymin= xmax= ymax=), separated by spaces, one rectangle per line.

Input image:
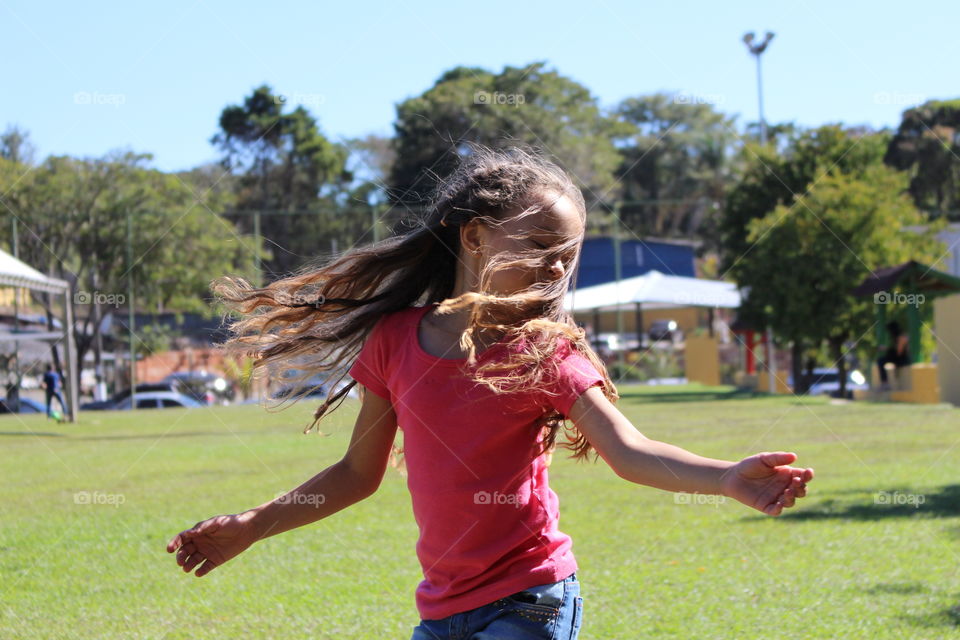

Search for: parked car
xmin=163 ymin=371 xmax=234 ymax=405
xmin=0 ymin=397 xmax=49 ymax=414
xmin=789 ymin=367 xmax=869 ymax=398
xmin=648 ymin=320 xmax=679 ymax=342
xmin=270 ymin=369 xmax=358 ymax=401
xmin=81 ymin=382 xmax=178 ymax=410
xmin=113 ymin=391 xmax=204 ymax=410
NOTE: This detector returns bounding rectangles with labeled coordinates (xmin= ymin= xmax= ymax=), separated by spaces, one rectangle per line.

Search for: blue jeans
xmin=45 ymin=390 xmax=66 ymax=417
xmin=410 ymin=572 xmax=583 ymax=640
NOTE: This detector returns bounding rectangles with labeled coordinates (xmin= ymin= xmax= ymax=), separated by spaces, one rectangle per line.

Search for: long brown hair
xmin=212 ymin=142 xmax=619 ymax=467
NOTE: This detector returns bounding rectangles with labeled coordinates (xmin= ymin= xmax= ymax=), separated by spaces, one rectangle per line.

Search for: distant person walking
xmin=41 ymin=364 xmax=66 ymax=420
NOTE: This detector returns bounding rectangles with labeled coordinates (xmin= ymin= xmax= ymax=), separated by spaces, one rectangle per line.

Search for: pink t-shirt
xmin=347 ymin=303 xmax=606 ymax=620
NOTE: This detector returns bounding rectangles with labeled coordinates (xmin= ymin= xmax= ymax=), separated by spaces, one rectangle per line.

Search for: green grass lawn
xmin=2 ymin=385 xmax=959 ymax=639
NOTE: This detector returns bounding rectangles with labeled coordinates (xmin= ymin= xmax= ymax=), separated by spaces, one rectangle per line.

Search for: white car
xmin=114 ymin=391 xmax=204 ymax=410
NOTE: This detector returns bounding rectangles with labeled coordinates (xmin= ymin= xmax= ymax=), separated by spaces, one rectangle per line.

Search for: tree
xmin=737 ymin=164 xmax=942 ymax=397
xmin=1 ymin=124 xmax=36 ymax=166
xmin=0 ymin=151 xmax=247 ymax=381
xmin=211 ymin=84 xmax=353 ymax=276
xmin=388 ymin=62 xmax=628 ymax=220
xmin=722 ymin=124 xmax=892 ymax=277
xmin=884 ymin=99 xmax=960 ymax=219
xmin=613 ymin=92 xmax=740 ymax=246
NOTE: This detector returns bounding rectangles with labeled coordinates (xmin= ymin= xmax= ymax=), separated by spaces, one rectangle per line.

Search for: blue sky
xmin=2 ymin=0 xmax=956 ymax=173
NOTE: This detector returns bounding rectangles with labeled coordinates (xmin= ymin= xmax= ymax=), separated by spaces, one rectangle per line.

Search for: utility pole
xmin=743 ymin=30 xmax=778 ymax=394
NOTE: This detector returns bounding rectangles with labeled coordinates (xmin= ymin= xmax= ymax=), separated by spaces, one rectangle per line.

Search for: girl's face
xmin=469 ymin=191 xmax=584 ymax=297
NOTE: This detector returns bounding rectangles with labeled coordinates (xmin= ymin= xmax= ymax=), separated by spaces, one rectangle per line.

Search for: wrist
xmin=716 ymin=460 xmax=737 ymax=498
xmin=239 ymin=506 xmax=267 ymax=542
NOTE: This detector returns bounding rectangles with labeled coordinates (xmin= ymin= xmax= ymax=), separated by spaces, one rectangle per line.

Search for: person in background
xmin=41 ymin=363 xmax=66 ymax=419
xmin=876 ymin=321 xmax=910 ymax=390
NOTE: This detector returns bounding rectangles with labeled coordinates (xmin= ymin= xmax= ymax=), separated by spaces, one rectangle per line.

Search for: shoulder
xmin=364 ymin=305 xmax=425 ymax=343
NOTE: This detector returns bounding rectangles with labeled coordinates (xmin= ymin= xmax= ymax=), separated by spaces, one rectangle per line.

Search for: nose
xmin=546 ymin=257 xmax=565 ymax=279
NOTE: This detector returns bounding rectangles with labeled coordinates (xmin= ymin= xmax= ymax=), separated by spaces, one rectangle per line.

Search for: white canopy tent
xmin=0 ymin=248 xmax=77 ymax=421
xmin=563 ymin=270 xmax=741 ymax=312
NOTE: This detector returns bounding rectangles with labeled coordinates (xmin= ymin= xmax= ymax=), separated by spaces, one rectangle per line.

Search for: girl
xmin=166 ymin=143 xmax=814 ymax=639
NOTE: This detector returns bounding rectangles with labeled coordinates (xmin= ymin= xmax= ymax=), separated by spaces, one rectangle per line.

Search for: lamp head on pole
xmin=742 ymin=30 xmax=775 ymax=55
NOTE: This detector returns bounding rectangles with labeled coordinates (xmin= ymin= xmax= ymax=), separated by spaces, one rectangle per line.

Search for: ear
xmin=460 ymin=218 xmax=486 ymax=256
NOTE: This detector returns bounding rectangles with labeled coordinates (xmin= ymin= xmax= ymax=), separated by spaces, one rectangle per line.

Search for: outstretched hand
xmin=721 ymin=452 xmax=814 ymax=516
xmin=166 ymin=513 xmax=256 ymax=577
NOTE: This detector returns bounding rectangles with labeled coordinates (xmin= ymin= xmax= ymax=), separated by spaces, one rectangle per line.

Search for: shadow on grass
xmin=0 ymin=430 xmax=66 ymax=437
xmin=860 ymin=583 xmax=960 ymax=630
xmin=620 ymin=387 xmax=766 ymax=404
xmin=741 ymin=484 xmax=960 ymax=522
xmin=863 ymin=582 xmax=930 ymax=595
xmin=899 ymin=601 xmax=960 ymax=629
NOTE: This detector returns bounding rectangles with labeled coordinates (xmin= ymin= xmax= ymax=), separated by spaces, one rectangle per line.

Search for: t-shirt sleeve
xmin=347 ymin=318 xmax=391 ymax=401
xmin=543 ymin=341 xmax=606 ymax=417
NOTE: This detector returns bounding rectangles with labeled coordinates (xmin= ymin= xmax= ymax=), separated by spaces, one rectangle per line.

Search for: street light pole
xmin=743 ymin=30 xmax=778 ymax=394
xmin=742 ymin=31 xmax=775 ymax=145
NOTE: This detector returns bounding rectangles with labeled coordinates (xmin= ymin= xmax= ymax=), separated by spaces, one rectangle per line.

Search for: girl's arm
xmin=167 ymin=386 xmax=398 ymax=576
xmin=568 ymin=386 xmax=813 ymax=516
xmin=245 ymin=386 xmax=399 ymax=541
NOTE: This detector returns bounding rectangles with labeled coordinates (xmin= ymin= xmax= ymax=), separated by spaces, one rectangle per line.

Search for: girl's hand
xmin=165 ymin=512 xmax=257 ymax=577
xmin=720 ymin=452 xmax=814 ymax=516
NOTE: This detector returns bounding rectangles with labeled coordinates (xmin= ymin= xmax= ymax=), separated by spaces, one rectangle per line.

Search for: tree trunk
xmin=830 ymin=336 xmax=849 ymax=399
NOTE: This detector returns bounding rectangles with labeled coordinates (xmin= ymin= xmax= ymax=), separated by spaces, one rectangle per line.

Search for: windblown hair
xmin=212 ymin=142 xmax=619 ymax=470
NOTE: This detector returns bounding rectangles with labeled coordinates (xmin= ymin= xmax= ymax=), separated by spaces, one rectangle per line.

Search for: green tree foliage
xmin=211 ymin=84 xmax=355 ymax=276
xmin=737 ymin=164 xmax=943 ymax=395
xmin=0 ymin=150 xmax=247 ymax=372
xmin=721 ymin=124 xmax=892 ymax=276
xmin=884 ymin=99 xmax=960 ymax=219
xmin=388 ymin=62 xmax=627 ymax=221
xmin=614 ymin=93 xmax=740 ymax=246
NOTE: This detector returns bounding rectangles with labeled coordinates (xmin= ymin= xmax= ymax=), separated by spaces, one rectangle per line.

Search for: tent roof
xmin=565 ymin=270 xmax=741 ymax=312
xmin=0 ymin=249 xmax=67 ymax=294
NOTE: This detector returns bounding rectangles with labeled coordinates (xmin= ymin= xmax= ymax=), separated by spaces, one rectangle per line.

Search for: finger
xmin=764 ymin=500 xmax=783 ymax=516
xmin=793 ymin=478 xmax=806 ymax=498
xmin=195 ymin=558 xmax=218 ymax=577
xmin=176 ymin=542 xmax=196 ymax=566
xmin=781 ymin=487 xmax=796 ymax=508
xmin=167 ymin=531 xmax=190 ymax=552
xmin=183 ymin=552 xmax=205 ymax=573
xmin=761 ymin=451 xmax=797 ymax=468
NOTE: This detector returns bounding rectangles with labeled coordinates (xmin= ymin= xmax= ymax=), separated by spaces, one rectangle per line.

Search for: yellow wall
xmin=685 ymin=335 xmax=721 ymax=386
xmin=934 ymin=294 xmax=960 ymax=406
xmin=890 ymin=363 xmax=941 ymax=404
xmin=756 ymin=370 xmax=792 ymax=394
